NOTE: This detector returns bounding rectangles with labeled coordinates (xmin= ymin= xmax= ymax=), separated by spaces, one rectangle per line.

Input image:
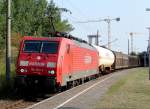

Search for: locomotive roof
xmin=22 ymin=36 xmax=63 ymax=41
xmin=22 ymin=32 xmax=92 ymax=47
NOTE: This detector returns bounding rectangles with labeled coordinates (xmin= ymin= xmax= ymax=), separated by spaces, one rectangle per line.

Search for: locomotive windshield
xmin=23 ymin=40 xmax=59 ymax=54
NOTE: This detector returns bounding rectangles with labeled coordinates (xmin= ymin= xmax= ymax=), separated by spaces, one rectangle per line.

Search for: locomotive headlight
xmin=20 ymin=69 xmax=25 ymax=73
xmin=20 ymin=68 xmax=27 ymax=73
xmin=48 ymin=70 xmax=55 ymax=74
xmin=47 ymin=62 xmax=56 ymax=68
xmin=20 ymin=60 xmax=28 ymax=66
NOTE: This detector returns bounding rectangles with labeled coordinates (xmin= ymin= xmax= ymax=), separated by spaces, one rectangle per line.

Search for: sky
xmin=51 ymin=0 xmax=150 ymax=54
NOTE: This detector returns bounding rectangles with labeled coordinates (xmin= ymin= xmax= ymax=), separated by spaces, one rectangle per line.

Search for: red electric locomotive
xmin=15 ymin=32 xmax=99 ymax=92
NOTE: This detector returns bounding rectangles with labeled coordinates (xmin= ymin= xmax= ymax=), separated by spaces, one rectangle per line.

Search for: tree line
xmin=0 ymin=0 xmax=73 ymax=50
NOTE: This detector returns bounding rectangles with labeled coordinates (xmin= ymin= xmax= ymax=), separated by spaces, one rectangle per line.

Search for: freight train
xmin=14 ymin=32 xmax=140 ymax=92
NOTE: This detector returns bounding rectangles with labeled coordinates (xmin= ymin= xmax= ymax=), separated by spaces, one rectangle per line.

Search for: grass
xmin=95 ymin=68 xmax=150 ymax=109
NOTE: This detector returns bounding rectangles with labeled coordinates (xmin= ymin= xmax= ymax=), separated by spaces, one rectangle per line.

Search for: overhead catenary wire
xmin=76 ymin=17 xmax=120 ymax=49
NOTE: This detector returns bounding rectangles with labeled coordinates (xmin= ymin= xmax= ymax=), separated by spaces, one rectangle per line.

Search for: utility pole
xmin=145 ymin=8 xmax=150 ymax=80
xmin=96 ymin=30 xmax=99 ymax=45
xmin=104 ymin=17 xmax=120 ymax=49
xmin=130 ymin=32 xmax=134 ymax=53
xmin=144 ymin=52 xmax=147 ymax=67
xmin=6 ymin=0 xmax=11 ymax=80
xmin=77 ymin=17 xmax=120 ymax=49
xmin=128 ymin=36 xmax=130 ymax=55
xmin=107 ymin=19 xmax=111 ymax=49
xmin=128 ymin=32 xmax=142 ymax=54
xmin=147 ymin=27 xmax=150 ymax=80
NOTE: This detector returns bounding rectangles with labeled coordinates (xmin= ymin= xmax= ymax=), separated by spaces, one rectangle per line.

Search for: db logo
xmin=84 ymin=55 xmax=92 ymax=64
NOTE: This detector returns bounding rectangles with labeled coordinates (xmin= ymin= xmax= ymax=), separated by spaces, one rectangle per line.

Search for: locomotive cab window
xmin=23 ymin=40 xmax=59 ymax=54
xmin=23 ymin=41 xmax=41 ymax=53
xmin=42 ymin=41 xmax=59 ymax=54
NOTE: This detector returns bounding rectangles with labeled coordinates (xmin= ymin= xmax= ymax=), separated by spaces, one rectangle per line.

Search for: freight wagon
xmin=112 ymin=51 xmax=140 ymax=70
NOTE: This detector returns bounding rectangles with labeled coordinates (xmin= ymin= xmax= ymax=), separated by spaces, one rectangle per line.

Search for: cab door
xmin=66 ymin=44 xmax=73 ymax=79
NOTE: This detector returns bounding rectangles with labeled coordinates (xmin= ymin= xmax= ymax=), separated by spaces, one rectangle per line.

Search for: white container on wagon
xmin=93 ymin=45 xmax=115 ymax=72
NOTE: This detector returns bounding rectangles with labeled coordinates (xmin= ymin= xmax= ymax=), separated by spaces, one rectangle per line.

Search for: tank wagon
xmin=15 ymin=32 xmax=99 ymax=92
xmin=93 ymin=45 xmax=115 ymax=73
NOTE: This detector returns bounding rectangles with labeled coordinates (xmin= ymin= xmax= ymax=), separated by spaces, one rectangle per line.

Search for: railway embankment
xmin=95 ymin=67 xmax=150 ymax=109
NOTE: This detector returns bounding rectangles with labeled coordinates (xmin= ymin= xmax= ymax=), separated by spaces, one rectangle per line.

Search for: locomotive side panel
xmin=56 ymin=38 xmax=74 ymax=86
xmin=60 ymin=39 xmax=99 ymax=86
